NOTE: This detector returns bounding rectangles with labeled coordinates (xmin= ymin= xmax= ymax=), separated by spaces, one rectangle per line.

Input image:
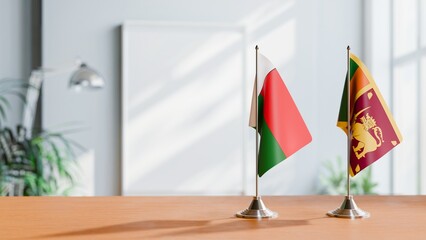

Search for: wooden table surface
xmin=1 ymin=195 xmax=425 ymax=239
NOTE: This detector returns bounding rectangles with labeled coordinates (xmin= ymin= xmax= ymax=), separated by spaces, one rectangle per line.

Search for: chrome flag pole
xmin=327 ymin=46 xmax=369 ymax=219
xmin=236 ymin=45 xmax=277 ymax=219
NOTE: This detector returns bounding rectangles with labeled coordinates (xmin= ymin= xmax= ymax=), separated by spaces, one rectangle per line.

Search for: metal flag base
xmin=327 ymin=195 xmax=370 ymax=219
xmin=236 ymin=196 xmax=278 ymax=219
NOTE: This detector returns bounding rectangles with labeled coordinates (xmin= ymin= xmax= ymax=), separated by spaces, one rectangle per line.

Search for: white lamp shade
xmin=69 ymin=63 xmax=104 ymax=90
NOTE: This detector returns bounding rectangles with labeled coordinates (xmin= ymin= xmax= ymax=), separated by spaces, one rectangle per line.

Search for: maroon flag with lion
xmin=337 ymin=53 xmax=402 ymax=176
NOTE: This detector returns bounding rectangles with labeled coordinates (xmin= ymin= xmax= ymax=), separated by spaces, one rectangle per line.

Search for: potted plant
xmin=318 ymin=156 xmax=378 ymax=195
xmin=0 ymin=79 xmax=80 ymax=196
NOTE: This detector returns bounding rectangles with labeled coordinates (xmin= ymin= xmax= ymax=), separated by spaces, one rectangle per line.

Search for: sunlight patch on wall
xmin=241 ymin=0 xmax=294 ymax=32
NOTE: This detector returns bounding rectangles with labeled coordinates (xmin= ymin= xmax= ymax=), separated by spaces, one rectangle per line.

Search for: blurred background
xmin=0 ymin=0 xmax=424 ymax=196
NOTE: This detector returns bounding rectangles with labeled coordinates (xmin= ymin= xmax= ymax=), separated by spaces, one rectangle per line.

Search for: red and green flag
xmin=337 ymin=53 xmax=402 ymax=176
xmin=249 ymin=54 xmax=311 ymax=177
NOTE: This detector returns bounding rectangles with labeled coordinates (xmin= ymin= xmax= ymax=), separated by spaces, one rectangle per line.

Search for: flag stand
xmin=326 ymin=46 xmax=369 ymax=219
xmin=236 ymin=45 xmax=277 ymax=219
xmin=236 ymin=196 xmax=277 ymax=218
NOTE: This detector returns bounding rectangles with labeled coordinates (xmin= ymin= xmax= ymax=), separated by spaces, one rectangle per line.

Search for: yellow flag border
xmin=339 ymin=53 xmax=403 ymax=176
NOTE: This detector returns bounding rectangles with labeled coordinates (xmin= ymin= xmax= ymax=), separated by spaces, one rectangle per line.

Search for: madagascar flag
xmin=249 ymin=54 xmax=311 ymax=177
xmin=337 ymin=53 xmax=402 ymax=176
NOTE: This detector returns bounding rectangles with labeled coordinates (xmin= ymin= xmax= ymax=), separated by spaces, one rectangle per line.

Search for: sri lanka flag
xmin=337 ymin=52 xmax=402 ymax=176
xmin=249 ymin=54 xmax=311 ymax=177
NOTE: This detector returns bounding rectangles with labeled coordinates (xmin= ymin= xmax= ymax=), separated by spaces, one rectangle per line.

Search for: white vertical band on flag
xmin=257 ymin=53 xmax=275 ymax=92
xmin=249 ymin=53 xmax=276 ymax=127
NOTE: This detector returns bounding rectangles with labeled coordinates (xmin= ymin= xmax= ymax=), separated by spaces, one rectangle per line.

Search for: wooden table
xmin=1 ymin=196 xmax=425 ymax=239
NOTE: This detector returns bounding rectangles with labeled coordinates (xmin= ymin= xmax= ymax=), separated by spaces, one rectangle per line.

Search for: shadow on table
xmin=154 ymin=218 xmax=311 ymax=238
xmin=37 ymin=220 xmax=210 ymax=238
xmin=37 ymin=217 xmax=315 ymax=238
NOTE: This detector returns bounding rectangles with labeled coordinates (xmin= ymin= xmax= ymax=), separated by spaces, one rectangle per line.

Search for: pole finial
xmin=255 ymin=45 xmax=259 ymax=50
xmin=347 ymin=45 xmax=351 ymax=50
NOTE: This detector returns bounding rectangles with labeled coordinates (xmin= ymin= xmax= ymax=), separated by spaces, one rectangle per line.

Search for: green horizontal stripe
xmin=258 ymin=119 xmax=287 ymax=177
xmin=257 ymin=95 xmax=287 ymax=177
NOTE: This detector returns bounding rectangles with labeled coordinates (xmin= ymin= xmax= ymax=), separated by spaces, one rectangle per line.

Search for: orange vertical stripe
xmin=350 ymin=67 xmax=370 ymax=112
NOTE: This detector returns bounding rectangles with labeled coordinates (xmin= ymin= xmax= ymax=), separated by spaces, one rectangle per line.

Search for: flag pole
xmin=346 ymin=45 xmax=351 ymax=198
xmin=255 ymin=45 xmax=259 ymax=198
xmin=326 ymin=46 xmax=369 ymax=219
xmin=236 ymin=45 xmax=277 ymax=219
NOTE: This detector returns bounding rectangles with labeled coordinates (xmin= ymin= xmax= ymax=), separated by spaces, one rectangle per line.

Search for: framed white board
xmin=121 ymin=21 xmax=248 ymax=195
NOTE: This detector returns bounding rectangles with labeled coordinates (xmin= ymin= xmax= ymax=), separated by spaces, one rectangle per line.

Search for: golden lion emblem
xmin=351 ymin=107 xmax=384 ymax=159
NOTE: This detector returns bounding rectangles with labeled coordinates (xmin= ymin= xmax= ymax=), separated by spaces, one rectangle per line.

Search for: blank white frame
xmin=121 ymin=21 xmax=248 ymax=195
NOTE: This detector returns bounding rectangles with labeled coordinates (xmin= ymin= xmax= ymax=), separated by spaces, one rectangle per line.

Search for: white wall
xmin=365 ymin=0 xmax=426 ymax=195
xmin=0 ymin=0 xmax=32 ymax=127
xmin=364 ymin=0 xmax=393 ymax=194
xmin=42 ymin=0 xmax=363 ymax=195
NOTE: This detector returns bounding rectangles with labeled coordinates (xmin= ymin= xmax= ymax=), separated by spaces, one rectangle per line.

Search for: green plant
xmin=0 ymin=126 xmax=82 ymax=196
xmin=0 ymin=78 xmax=81 ymax=196
xmin=318 ymin=156 xmax=378 ymax=195
xmin=0 ymin=79 xmax=30 ymax=126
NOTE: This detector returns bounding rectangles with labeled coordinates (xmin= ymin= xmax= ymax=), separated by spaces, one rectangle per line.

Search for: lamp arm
xmin=21 ymin=60 xmax=80 ymax=136
xmin=22 ymin=59 xmax=103 ymax=136
xmin=34 ymin=59 xmax=82 ymax=78
xmin=22 ymin=72 xmax=44 ymax=136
